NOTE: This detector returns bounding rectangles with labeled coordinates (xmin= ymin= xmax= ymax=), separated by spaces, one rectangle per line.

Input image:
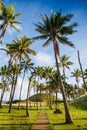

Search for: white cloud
xmin=33 ymin=52 xmax=55 ymax=67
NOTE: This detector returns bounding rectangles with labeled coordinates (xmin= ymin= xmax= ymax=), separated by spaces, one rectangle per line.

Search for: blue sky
xmin=0 ymin=0 xmax=87 ymax=100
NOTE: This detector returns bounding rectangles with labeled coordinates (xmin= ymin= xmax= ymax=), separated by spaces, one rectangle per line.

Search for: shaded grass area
xmin=46 ymin=104 xmax=87 ymax=130
xmin=0 ymin=106 xmax=41 ymax=130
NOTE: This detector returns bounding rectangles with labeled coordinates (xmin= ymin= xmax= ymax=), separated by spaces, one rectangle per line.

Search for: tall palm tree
xmin=32 ymin=11 xmax=77 ymax=123
xmin=8 ymin=63 xmax=20 ymax=113
xmin=0 ymin=65 xmax=8 ymax=108
xmin=31 ymin=79 xmax=37 ymax=107
xmin=60 ymin=54 xmax=73 ymax=78
xmin=18 ymin=59 xmax=34 ymax=110
xmin=6 ymin=36 xmax=36 ymax=64
xmin=51 ymin=70 xmax=60 ymax=111
xmin=0 ymin=1 xmax=21 ymax=40
xmin=71 ymin=69 xmax=81 ymax=88
xmin=31 ymin=66 xmax=43 ymax=110
xmin=77 ymin=50 xmax=87 ymax=91
xmin=43 ymin=66 xmax=53 ymax=106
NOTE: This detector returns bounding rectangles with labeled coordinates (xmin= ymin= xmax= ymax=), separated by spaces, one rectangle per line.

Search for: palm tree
xmin=60 ymin=55 xmax=73 ymax=98
xmin=60 ymin=54 xmax=73 ymax=78
xmin=0 ymin=1 xmax=21 ymax=40
xmin=6 ymin=36 xmax=36 ymax=64
xmin=77 ymin=50 xmax=87 ymax=91
xmin=31 ymin=66 xmax=43 ymax=110
xmin=43 ymin=66 xmax=53 ymax=106
xmin=0 ymin=65 xmax=9 ymax=108
xmin=51 ymin=70 xmax=60 ymax=111
xmin=71 ymin=69 xmax=81 ymax=88
xmin=8 ymin=63 xmax=20 ymax=113
xmin=18 ymin=59 xmax=34 ymax=110
xmin=31 ymin=79 xmax=37 ymax=107
xmin=32 ymin=11 xmax=77 ymax=123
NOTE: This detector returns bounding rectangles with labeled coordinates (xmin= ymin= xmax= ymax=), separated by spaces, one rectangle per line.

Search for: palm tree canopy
xmin=32 ymin=11 xmax=78 ymax=50
xmin=20 ymin=59 xmax=34 ymax=73
xmin=6 ymin=36 xmax=36 ymax=62
xmin=71 ymin=69 xmax=81 ymax=84
xmin=60 ymin=54 xmax=73 ymax=70
xmin=0 ymin=2 xmax=21 ymax=40
xmin=71 ymin=69 xmax=81 ymax=78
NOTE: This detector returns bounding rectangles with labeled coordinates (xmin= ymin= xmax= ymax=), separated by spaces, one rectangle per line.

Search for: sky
xmin=0 ymin=0 xmax=87 ymax=100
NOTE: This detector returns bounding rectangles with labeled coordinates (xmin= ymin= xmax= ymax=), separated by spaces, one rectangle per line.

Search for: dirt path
xmin=31 ymin=110 xmax=51 ymax=130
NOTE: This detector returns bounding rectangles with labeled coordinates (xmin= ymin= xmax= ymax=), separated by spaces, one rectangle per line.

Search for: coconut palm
xmin=71 ymin=69 xmax=81 ymax=88
xmin=6 ymin=36 xmax=36 ymax=64
xmin=0 ymin=1 xmax=21 ymax=40
xmin=31 ymin=79 xmax=37 ymax=107
xmin=31 ymin=66 xmax=44 ymax=110
xmin=43 ymin=66 xmax=53 ymax=106
xmin=0 ymin=65 xmax=8 ymax=108
xmin=32 ymin=11 xmax=77 ymax=123
xmin=26 ymin=76 xmax=32 ymax=117
xmin=78 ymin=50 xmax=87 ymax=91
xmin=60 ymin=54 xmax=73 ymax=78
xmin=8 ymin=63 xmax=20 ymax=113
xmin=18 ymin=59 xmax=34 ymax=110
xmin=51 ymin=70 xmax=60 ymax=111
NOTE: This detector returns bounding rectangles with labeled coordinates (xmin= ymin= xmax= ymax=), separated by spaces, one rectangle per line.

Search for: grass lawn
xmin=0 ymin=102 xmax=87 ymax=130
xmin=0 ymin=105 xmax=41 ymax=130
xmin=46 ymin=104 xmax=87 ymax=130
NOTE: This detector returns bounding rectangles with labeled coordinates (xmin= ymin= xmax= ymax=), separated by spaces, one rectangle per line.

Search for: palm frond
xmin=60 ymin=23 xmax=78 ymax=35
xmin=32 ymin=35 xmax=48 ymax=41
xmin=58 ymin=36 xmax=75 ymax=48
xmin=10 ymin=24 xmax=20 ymax=32
xmin=42 ymin=37 xmax=51 ymax=47
xmin=14 ymin=13 xmax=21 ymax=18
xmin=26 ymin=49 xmax=36 ymax=55
xmin=13 ymin=21 xmax=22 ymax=24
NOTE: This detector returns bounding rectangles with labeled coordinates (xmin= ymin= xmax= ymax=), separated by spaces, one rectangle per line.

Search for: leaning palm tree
xmin=32 ymin=11 xmax=78 ymax=123
xmin=0 ymin=1 xmax=21 ymax=40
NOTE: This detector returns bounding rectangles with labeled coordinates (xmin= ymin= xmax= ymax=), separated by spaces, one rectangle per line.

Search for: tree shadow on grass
xmin=76 ymin=117 xmax=87 ymax=120
xmin=0 ymin=124 xmax=32 ymax=130
xmin=52 ymin=122 xmax=67 ymax=125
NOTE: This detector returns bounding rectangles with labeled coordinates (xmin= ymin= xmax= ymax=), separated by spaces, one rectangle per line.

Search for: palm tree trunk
xmin=46 ymin=89 xmax=49 ymax=107
xmin=55 ymin=91 xmax=59 ymax=110
xmin=18 ymin=70 xmax=25 ymax=110
xmin=36 ymin=88 xmax=38 ymax=110
xmin=8 ymin=75 xmax=18 ymax=113
xmin=53 ymin=40 xmax=73 ymax=123
xmin=49 ymin=90 xmax=52 ymax=109
xmin=78 ymin=50 xmax=87 ymax=91
xmin=39 ymin=89 xmax=42 ymax=107
xmin=26 ymin=78 xmax=31 ymax=117
xmin=0 ymin=82 xmax=5 ymax=108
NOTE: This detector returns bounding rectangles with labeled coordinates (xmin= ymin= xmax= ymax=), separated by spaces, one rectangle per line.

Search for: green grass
xmin=1 ymin=98 xmax=87 ymax=130
xmin=0 ymin=106 xmax=41 ymax=130
xmin=46 ymin=104 xmax=87 ymax=130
